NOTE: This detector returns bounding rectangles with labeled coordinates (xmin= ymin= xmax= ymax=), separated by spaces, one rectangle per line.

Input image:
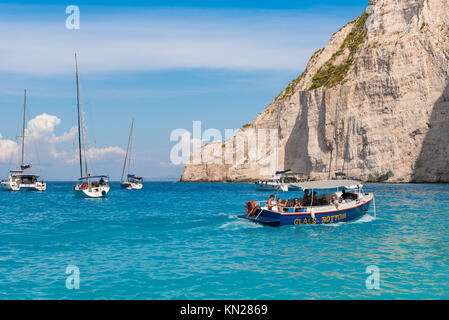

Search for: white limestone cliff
xmin=182 ymin=0 xmax=449 ymax=183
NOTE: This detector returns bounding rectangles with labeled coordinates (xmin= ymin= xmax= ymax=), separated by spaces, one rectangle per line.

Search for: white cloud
xmin=25 ymin=113 xmax=60 ymax=138
xmin=85 ymin=146 xmax=126 ymax=161
xmin=0 ymin=134 xmax=19 ymax=163
xmin=159 ymin=161 xmax=183 ymax=168
xmin=52 ymin=126 xmax=78 ymax=143
xmin=0 ymin=113 xmax=125 ymax=169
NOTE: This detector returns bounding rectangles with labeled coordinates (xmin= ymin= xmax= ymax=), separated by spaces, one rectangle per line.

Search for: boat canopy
xmin=275 ymin=169 xmax=291 ymax=175
xmin=10 ymin=173 xmax=40 ymax=178
xmin=78 ymin=175 xmax=109 ymax=180
xmin=295 ymin=179 xmax=362 ymax=190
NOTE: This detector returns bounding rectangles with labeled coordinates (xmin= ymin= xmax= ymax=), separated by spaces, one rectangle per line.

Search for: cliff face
xmin=182 ymin=0 xmax=449 ymax=183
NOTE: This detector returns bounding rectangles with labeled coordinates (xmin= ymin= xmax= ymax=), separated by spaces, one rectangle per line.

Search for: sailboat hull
xmin=1 ymin=177 xmax=46 ymax=191
xmin=256 ymin=183 xmax=288 ymax=192
xmin=120 ymin=182 xmax=143 ymax=190
xmin=74 ymin=184 xmax=110 ymax=198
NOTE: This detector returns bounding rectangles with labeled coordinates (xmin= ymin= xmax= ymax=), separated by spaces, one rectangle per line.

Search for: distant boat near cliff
xmin=1 ymin=89 xmax=46 ymax=192
xmin=120 ymin=120 xmax=143 ymax=190
xmin=255 ymin=169 xmax=302 ymax=192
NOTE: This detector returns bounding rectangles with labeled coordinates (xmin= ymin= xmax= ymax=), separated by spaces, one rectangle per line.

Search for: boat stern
xmin=238 ymin=208 xmax=282 ymax=227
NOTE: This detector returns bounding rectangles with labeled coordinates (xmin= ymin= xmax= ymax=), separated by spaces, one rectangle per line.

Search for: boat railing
xmin=249 ymin=195 xmax=369 ymax=214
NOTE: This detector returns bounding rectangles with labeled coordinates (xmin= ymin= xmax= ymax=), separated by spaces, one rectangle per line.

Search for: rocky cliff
xmin=181 ymin=0 xmax=449 ymax=183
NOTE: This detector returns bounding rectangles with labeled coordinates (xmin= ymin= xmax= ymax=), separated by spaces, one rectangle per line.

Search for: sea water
xmin=0 ymin=182 xmax=448 ymax=299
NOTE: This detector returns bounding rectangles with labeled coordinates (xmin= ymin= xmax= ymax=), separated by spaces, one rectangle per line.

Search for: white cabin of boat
xmin=255 ymin=169 xmax=302 ymax=192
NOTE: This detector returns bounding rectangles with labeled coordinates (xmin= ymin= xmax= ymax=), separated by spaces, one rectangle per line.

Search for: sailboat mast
xmin=328 ymin=103 xmax=339 ymax=179
xmin=21 ymin=89 xmax=27 ymax=168
xmin=334 ymin=104 xmax=339 ymax=174
xmin=128 ymin=120 xmax=134 ymax=176
xmin=275 ymin=102 xmax=280 ymax=174
xmin=75 ymin=54 xmax=83 ymax=178
xmin=121 ymin=120 xmax=134 ymax=182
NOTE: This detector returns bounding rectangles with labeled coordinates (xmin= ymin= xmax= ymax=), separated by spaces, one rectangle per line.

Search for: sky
xmin=0 ymin=0 xmax=368 ymax=181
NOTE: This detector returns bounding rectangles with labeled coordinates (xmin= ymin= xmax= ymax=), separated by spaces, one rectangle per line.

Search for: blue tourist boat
xmin=240 ymin=180 xmax=374 ymax=227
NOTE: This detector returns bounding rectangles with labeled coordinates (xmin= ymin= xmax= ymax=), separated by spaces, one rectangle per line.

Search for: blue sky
xmin=0 ymin=0 xmax=368 ymax=180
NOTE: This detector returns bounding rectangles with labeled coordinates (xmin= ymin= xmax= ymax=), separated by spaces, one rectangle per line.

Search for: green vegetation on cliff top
xmin=265 ymin=11 xmax=368 ymax=116
xmin=309 ymin=12 xmax=368 ymax=90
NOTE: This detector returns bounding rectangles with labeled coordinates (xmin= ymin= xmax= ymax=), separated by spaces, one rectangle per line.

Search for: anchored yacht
xmin=1 ymin=90 xmax=46 ymax=192
xmin=71 ymin=53 xmax=110 ymax=198
xmin=120 ymin=120 xmax=143 ymax=190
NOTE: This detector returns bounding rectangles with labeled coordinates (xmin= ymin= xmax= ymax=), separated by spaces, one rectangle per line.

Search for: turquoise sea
xmin=0 ymin=182 xmax=448 ymax=299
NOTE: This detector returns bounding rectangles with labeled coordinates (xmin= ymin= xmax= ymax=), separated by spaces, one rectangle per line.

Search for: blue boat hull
xmin=239 ymin=198 xmax=372 ymax=227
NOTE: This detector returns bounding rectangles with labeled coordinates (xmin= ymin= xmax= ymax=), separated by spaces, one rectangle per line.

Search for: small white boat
xmin=255 ymin=170 xmax=302 ymax=192
xmin=120 ymin=175 xmax=143 ymax=190
xmin=120 ymin=120 xmax=143 ymax=190
xmin=72 ymin=53 xmax=110 ymax=198
xmin=255 ymin=177 xmax=289 ymax=192
xmin=73 ymin=175 xmax=110 ymax=198
xmin=1 ymin=90 xmax=46 ymax=192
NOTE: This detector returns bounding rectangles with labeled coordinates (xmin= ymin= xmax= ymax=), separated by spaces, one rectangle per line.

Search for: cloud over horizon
xmin=0 ymin=6 xmax=350 ymax=75
xmin=0 ymin=113 xmax=125 ymax=171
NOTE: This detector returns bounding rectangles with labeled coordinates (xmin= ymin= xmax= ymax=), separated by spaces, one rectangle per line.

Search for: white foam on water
xmin=350 ymin=214 xmax=377 ymax=224
xmin=218 ymin=219 xmax=263 ymax=230
xmin=216 ymin=212 xmax=234 ymax=219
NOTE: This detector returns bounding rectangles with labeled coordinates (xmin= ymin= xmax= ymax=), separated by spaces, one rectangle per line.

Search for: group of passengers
xmin=267 ymin=189 xmax=356 ymax=213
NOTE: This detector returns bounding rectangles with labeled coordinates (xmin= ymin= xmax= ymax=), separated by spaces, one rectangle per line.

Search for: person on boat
xmin=342 ymin=189 xmax=358 ymax=200
xmin=342 ymin=189 xmax=353 ymax=200
xmin=267 ymin=195 xmax=276 ymax=210
xmin=302 ymin=189 xmax=311 ymax=206
xmin=331 ymin=195 xmax=340 ymax=209
xmin=293 ymin=198 xmax=302 ymax=213
xmin=276 ymin=198 xmax=288 ymax=213
xmin=311 ymin=191 xmax=319 ymax=206
xmin=99 ymin=177 xmax=105 ymax=185
xmin=318 ymin=197 xmax=328 ymax=205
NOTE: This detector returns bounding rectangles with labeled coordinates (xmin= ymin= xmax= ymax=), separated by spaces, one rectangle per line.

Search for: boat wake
xmin=216 ymin=212 xmax=233 ymax=219
xmin=351 ymin=214 xmax=377 ymax=224
xmin=218 ymin=220 xmax=263 ymax=231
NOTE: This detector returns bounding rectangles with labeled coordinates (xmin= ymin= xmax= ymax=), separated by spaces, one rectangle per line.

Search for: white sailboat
xmin=1 ymin=89 xmax=46 ymax=191
xmin=120 ymin=120 xmax=143 ymax=190
xmin=71 ymin=53 xmax=110 ymax=198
